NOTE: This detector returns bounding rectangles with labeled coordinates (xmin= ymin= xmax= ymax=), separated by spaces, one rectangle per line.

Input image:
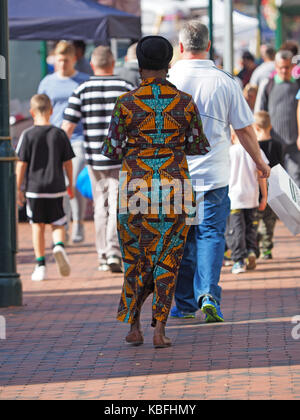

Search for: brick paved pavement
xmin=0 ymin=220 xmax=300 ymax=400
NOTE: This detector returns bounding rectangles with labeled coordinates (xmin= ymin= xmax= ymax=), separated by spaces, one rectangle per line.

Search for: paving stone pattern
xmin=0 ymin=221 xmax=300 ymax=400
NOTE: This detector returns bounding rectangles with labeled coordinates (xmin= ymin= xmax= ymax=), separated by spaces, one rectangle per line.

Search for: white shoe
xmin=53 ymin=245 xmax=71 ymax=277
xmin=107 ymin=255 xmax=123 ymax=273
xmin=98 ymin=263 xmax=110 ymax=272
xmin=31 ymin=265 xmax=47 ymax=281
xmin=231 ymin=261 xmax=246 ymax=274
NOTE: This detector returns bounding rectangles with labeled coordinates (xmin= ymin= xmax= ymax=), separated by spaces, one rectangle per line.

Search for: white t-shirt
xmin=249 ymin=61 xmax=275 ymax=87
xmin=228 ymin=143 xmax=269 ymax=209
xmin=168 ymin=59 xmax=254 ymax=191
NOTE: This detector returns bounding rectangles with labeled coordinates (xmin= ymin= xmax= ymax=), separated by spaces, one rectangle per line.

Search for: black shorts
xmin=26 ymin=197 xmax=67 ymax=225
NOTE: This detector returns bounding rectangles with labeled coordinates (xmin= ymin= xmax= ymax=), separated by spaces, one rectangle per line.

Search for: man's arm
xmin=235 ymin=125 xmax=271 ymax=178
xmin=16 ymin=160 xmax=28 ymax=207
xmin=258 ymin=176 xmax=268 ymax=211
xmin=61 ymin=120 xmax=76 ymax=140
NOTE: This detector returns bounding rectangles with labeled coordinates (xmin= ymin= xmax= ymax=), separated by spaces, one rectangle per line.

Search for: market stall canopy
xmin=8 ymin=0 xmax=141 ymax=42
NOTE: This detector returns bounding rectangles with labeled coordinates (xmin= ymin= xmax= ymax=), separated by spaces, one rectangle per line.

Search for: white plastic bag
xmin=267 ymin=164 xmax=300 ymax=235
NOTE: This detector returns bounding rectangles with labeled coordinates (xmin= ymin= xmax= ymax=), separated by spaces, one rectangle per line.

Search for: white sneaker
xmin=31 ymin=265 xmax=47 ymax=281
xmin=53 ymin=245 xmax=71 ymax=277
xmin=231 ymin=261 xmax=246 ymax=274
xmin=98 ymin=263 xmax=110 ymax=272
xmin=107 ymin=255 xmax=123 ymax=273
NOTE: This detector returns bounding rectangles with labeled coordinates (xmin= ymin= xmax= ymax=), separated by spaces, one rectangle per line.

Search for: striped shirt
xmin=260 ymin=77 xmax=300 ymax=147
xmin=63 ymin=76 xmax=134 ymax=170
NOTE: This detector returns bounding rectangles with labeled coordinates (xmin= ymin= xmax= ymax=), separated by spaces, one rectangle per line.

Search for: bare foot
xmin=153 ymin=334 xmax=172 ymax=348
xmin=153 ymin=320 xmax=172 ymax=348
xmin=125 ymin=318 xmax=143 ymax=346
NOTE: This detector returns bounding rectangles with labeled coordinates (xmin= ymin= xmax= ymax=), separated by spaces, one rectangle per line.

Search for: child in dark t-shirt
xmin=253 ymin=110 xmax=283 ymax=259
xmin=16 ymin=94 xmax=75 ymax=281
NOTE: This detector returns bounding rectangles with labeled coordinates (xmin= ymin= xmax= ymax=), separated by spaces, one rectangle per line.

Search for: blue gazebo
xmin=8 ymin=0 xmax=141 ymax=42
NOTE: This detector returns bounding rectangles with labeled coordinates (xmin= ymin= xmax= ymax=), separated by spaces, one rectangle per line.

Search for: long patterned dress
xmin=101 ymin=77 xmax=210 ymax=326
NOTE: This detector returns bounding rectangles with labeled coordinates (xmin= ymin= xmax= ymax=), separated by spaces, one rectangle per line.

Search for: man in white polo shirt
xmin=169 ymin=21 xmax=270 ymax=322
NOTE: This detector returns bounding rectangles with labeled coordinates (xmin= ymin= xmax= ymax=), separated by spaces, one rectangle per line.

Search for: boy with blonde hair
xmin=16 ymin=94 xmax=75 ymax=281
xmin=38 ymin=40 xmax=90 ymax=244
xmin=254 ymin=110 xmax=283 ymax=259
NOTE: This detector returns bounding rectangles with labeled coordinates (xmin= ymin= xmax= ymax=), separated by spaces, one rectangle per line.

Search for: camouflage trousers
xmin=257 ymin=204 xmax=277 ymax=254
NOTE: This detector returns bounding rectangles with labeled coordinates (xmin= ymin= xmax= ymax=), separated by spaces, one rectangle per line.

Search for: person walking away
xmin=237 ymin=51 xmax=257 ymax=88
xmin=253 ymin=111 xmax=283 ymax=260
xmin=168 ymin=20 xmax=270 ymax=322
xmin=259 ymin=50 xmax=300 ymax=186
xmin=38 ymin=41 xmax=90 ymax=243
xmin=16 ymin=94 xmax=75 ymax=281
xmin=250 ymin=44 xmax=276 ymax=88
xmin=114 ymin=42 xmax=140 ymax=88
xmin=73 ymin=41 xmax=94 ymax=76
xmin=226 ymin=128 xmax=268 ymax=274
xmin=100 ymin=35 xmax=210 ymax=347
xmin=62 ymin=46 xmax=135 ymax=273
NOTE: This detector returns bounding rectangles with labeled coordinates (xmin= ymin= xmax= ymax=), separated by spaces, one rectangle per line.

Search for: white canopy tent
xmin=141 ymin=0 xmax=258 ymax=67
xmin=141 ymin=0 xmax=191 ymax=43
xmin=202 ymin=0 xmax=258 ymax=64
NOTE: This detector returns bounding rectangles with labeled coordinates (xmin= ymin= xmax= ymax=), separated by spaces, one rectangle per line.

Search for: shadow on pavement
xmin=0 ymin=285 xmax=299 ymax=387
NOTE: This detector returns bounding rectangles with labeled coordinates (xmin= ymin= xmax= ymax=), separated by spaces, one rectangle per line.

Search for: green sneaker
xmin=201 ymin=296 xmax=224 ymax=323
xmin=262 ymin=250 xmax=272 ymax=260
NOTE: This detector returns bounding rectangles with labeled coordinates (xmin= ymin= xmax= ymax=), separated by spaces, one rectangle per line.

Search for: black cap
xmin=136 ymin=36 xmax=173 ymax=71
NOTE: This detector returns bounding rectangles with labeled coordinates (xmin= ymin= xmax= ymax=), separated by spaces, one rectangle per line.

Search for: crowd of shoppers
xmin=16 ymin=25 xmax=300 ymax=348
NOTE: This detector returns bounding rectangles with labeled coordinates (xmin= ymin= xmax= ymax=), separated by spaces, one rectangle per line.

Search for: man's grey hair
xmin=126 ymin=42 xmax=138 ymax=62
xmin=275 ymin=50 xmax=293 ymax=63
xmin=91 ymin=45 xmax=114 ymax=69
xmin=179 ymin=20 xmax=209 ymax=53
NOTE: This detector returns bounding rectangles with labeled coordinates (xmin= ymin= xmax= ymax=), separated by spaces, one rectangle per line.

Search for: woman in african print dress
xmin=101 ymin=36 xmax=210 ymax=348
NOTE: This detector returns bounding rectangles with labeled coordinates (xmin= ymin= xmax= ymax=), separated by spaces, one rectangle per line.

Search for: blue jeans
xmin=175 ymin=186 xmax=230 ymax=312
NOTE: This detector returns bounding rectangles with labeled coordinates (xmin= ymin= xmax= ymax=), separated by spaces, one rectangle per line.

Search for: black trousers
xmin=225 ymin=208 xmax=259 ymax=262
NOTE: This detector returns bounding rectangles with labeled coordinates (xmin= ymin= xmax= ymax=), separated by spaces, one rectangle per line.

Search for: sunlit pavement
xmin=0 ymin=220 xmax=299 ymax=400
